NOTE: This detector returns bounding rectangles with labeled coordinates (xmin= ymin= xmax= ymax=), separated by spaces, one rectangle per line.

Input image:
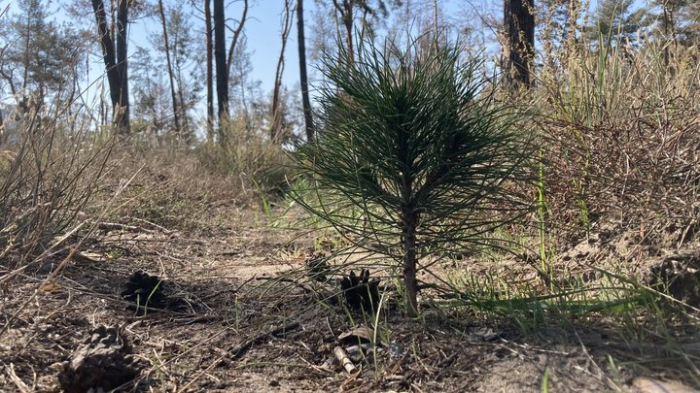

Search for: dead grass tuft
xmin=0 ymin=101 xmax=113 ymax=272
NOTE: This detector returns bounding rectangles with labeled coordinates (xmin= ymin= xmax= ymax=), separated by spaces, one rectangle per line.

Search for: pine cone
xmin=340 ymin=269 xmax=380 ymax=312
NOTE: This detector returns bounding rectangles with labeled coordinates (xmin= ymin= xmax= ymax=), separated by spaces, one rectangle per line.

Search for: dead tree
xmin=213 ymin=0 xmax=229 ymax=145
xmin=204 ymin=0 xmax=214 ymax=142
xmin=297 ymin=0 xmax=314 ymax=142
xmin=271 ymin=0 xmax=293 ymax=141
xmin=91 ymin=0 xmax=130 ymax=134
xmin=157 ymin=0 xmax=181 ymax=137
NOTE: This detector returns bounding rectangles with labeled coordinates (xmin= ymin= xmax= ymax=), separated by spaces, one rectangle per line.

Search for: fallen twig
xmin=96 ymin=221 xmax=155 ymax=234
xmin=177 ymin=353 xmax=226 ymax=393
xmin=6 ymin=364 xmax=32 ymax=393
xmin=126 ymin=217 xmax=173 ymax=234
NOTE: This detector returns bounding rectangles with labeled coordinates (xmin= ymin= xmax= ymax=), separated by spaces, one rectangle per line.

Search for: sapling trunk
xmin=402 ymin=209 xmax=419 ymax=317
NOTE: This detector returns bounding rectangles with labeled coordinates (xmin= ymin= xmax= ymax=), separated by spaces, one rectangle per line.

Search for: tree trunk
xmin=333 ymin=0 xmax=354 ymax=63
xmin=503 ymin=0 xmax=535 ymax=90
xmin=175 ymin=66 xmax=190 ymax=143
xmin=432 ymin=0 xmax=439 ymax=39
xmin=205 ymin=0 xmax=214 ymax=142
xmin=0 ymin=103 xmax=4 ymax=144
xmin=271 ymin=0 xmax=293 ymax=142
xmin=213 ymin=0 xmax=229 ymax=145
xmin=296 ymin=0 xmax=314 ymax=142
xmin=21 ymin=4 xmax=31 ymax=93
xmin=115 ymin=0 xmax=130 ymax=134
xmin=661 ymin=2 xmax=677 ymax=68
xmin=157 ymin=0 xmax=181 ymax=139
xmin=402 ymin=208 xmax=419 ymax=317
xmin=226 ymin=0 xmax=249 ymax=81
xmin=91 ymin=0 xmax=129 ymax=135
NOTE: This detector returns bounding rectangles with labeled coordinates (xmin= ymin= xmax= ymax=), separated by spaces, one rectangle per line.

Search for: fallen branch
xmin=126 ymin=217 xmax=173 ymax=234
xmin=578 ymin=334 xmax=700 ymax=357
xmin=96 ymin=221 xmax=155 ymax=234
xmin=200 ymin=276 xmax=256 ymax=301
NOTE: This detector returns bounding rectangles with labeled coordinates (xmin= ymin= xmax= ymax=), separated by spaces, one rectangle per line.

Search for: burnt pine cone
xmin=340 ymin=269 xmax=380 ymax=312
xmin=121 ymin=271 xmax=167 ymax=313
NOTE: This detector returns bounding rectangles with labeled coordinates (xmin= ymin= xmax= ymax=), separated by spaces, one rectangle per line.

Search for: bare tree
xmin=211 ymin=0 xmax=250 ymax=146
xmin=329 ymin=1 xmax=401 ymax=63
xmin=331 ymin=0 xmax=358 ymax=63
xmin=297 ymin=0 xmax=314 ymax=142
xmin=213 ymin=0 xmax=229 ymax=144
xmin=432 ymin=0 xmax=439 ymax=38
xmin=503 ymin=0 xmax=535 ymax=90
xmin=271 ymin=0 xmax=293 ymax=141
xmin=91 ymin=0 xmax=130 ymax=134
xmin=157 ymin=0 xmax=181 ymax=136
xmin=205 ymin=0 xmax=214 ymax=142
xmin=226 ymin=0 xmax=249 ymax=81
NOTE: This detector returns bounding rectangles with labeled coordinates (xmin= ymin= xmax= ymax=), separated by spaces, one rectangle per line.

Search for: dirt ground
xmin=1 ymin=208 xmax=699 ymax=393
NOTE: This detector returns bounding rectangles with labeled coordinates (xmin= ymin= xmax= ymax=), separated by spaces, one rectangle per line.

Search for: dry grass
xmin=0 ymin=101 xmax=114 ymax=273
xmin=529 ymin=38 xmax=700 ymax=259
xmin=85 ymin=116 xmax=291 ymax=232
xmin=88 ymin=147 xmax=247 ymax=232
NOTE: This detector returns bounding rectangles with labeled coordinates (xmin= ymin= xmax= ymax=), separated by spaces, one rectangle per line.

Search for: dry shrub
xmin=196 ymin=115 xmax=294 ymax=197
xmin=0 ymin=101 xmax=113 ymax=271
xmin=94 ymin=116 xmax=292 ymax=231
xmin=90 ymin=146 xmax=244 ymax=231
xmin=537 ymin=40 xmax=700 ymax=250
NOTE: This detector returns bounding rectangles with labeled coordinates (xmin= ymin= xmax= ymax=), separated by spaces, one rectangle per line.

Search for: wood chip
xmin=333 ymin=346 xmax=356 ymax=373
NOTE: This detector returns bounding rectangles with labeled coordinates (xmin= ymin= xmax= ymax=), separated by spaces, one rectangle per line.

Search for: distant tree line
xmin=0 ymin=0 xmax=698 ymax=144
